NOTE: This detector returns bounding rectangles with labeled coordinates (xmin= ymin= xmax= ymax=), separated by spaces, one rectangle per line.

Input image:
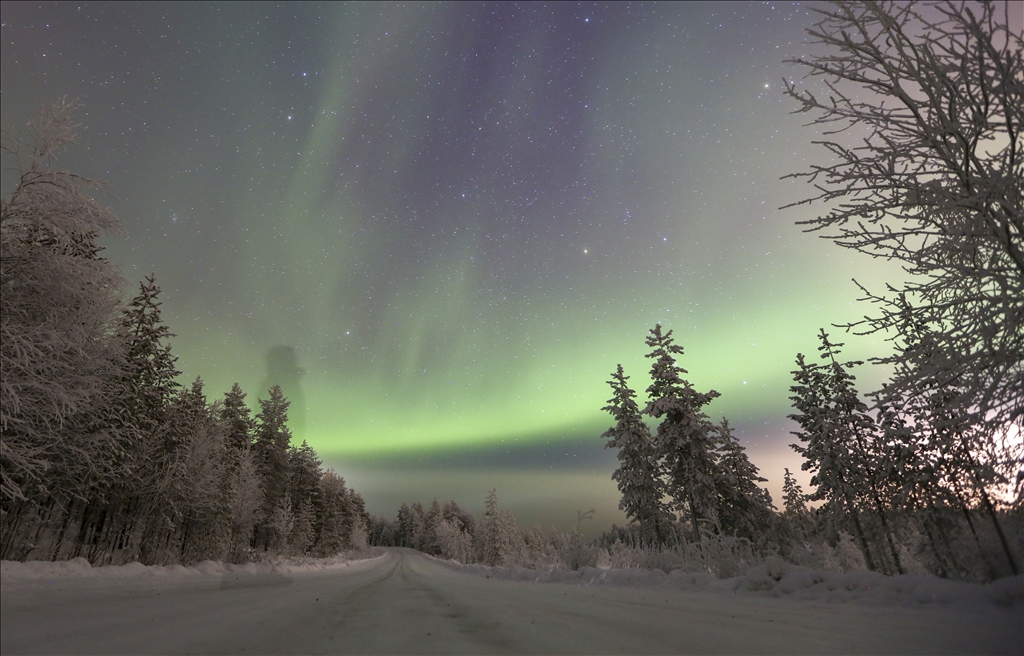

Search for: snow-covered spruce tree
xmin=118 ymin=275 xmax=182 ymax=440
xmin=877 ymin=315 xmax=1019 ymax=577
xmin=710 ymin=419 xmax=775 ymax=544
xmin=643 ymin=324 xmax=721 ymax=544
xmin=783 ymin=0 xmax=1023 ymax=437
xmin=789 ymin=329 xmax=903 ymax=574
xmin=226 ymin=446 xmax=263 ymax=560
xmin=442 ymin=499 xmax=476 ymax=539
xmin=253 ymin=385 xmax=292 ymax=551
xmin=782 ymin=468 xmax=813 ymax=542
xmin=790 ymin=337 xmax=875 ymax=571
xmin=163 ymin=378 xmax=233 ymax=564
xmin=1 ymin=99 xmax=126 ymax=510
xmin=220 ymin=383 xmax=254 ymax=451
xmin=875 ymin=392 xmax=971 ymax=579
xmin=56 ymin=275 xmax=180 ymax=565
xmin=477 ymin=489 xmax=525 ymax=566
xmin=313 ymin=469 xmax=356 ymax=556
xmin=404 ymin=502 xmax=428 ymax=551
xmin=435 ymin=499 xmax=476 ymax=562
xmin=395 ymin=503 xmax=414 ymax=548
xmin=602 ymin=364 xmax=671 ymax=547
xmin=288 ymin=441 xmax=322 ymax=511
xmin=286 ymin=440 xmax=321 ymax=555
xmin=822 ymin=332 xmax=905 ymax=575
xmin=420 ymin=498 xmax=444 ymax=556
xmin=219 ymin=382 xmax=261 ymax=559
xmin=435 ymin=516 xmax=475 ymax=563
xmin=103 ymin=276 xmax=184 ymax=564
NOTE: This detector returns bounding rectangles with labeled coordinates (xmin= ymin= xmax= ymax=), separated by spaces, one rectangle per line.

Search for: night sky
xmin=1 ymin=1 xmax=906 ymax=534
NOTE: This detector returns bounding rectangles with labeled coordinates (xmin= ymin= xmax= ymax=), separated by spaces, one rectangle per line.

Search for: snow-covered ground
xmin=1 ymin=550 xmax=385 ymax=582
xmin=2 ymin=548 xmax=1021 ymax=654
xmin=442 ymin=555 xmax=1024 ymax=608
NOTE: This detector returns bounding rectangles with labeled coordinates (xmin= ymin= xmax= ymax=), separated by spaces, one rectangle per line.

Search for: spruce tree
xmin=220 ymin=383 xmax=254 ymax=451
xmin=876 ymin=318 xmax=1019 ymax=576
xmin=643 ymin=324 xmax=720 ymax=543
xmin=782 ymin=467 xmax=813 ymax=542
xmin=711 ymin=418 xmax=774 ymax=542
xmin=602 ymin=364 xmax=670 ymax=546
xmin=253 ymin=385 xmax=292 ymax=550
xmin=102 ymin=275 xmax=182 ymax=564
xmin=313 ymin=469 xmax=349 ymax=555
xmin=118 ymin=275 xmax=182 ymax=439
xmin=790 ymin=330 xmax=882 ymax=571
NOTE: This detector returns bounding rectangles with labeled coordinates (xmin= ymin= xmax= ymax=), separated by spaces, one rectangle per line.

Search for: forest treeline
xmin=1 ymin=102 xmax=368 ymax=565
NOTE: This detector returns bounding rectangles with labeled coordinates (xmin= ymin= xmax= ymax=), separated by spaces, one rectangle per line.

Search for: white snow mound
xmin=1 ymin=550 xmax=385 ymax=582
xmin=439 ymin=555 xmax=1024 ymax=607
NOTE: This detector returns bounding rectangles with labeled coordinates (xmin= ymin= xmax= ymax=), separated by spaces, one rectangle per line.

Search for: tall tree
xmin=643 ymin=324 xmax=721 ymax=543
xmin=878 ymin=313 xmax=1019 ymax=575
xmin=253 ymin=385 xmax=292 ymax=550
xmin=602 ymin=364 xmax=670 ymax=546
xmin=790 ymin=331 xmax=878 ymax=571
xmin=783 ymin=0 xmax=1023 ymax=435
xmin=118 ymin=275 xmax=182 ymax=440
xmin=1 ymin=99 xmax=125 ymax=506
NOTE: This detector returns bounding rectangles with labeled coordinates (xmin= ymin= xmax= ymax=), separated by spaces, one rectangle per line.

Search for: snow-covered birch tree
xmin=783 ymin=0 xmax=1023 ymax=435
xmin=1 ymin=100 xmax=126 ymax=506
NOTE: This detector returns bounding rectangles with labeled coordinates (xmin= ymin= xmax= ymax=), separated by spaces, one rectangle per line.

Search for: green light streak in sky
xmin=138 ymin=2 xmax=907 ymax=461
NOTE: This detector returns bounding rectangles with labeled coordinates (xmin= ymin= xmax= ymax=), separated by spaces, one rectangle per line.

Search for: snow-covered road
xmin=2 ymin=547 xmax=1020 ymax=655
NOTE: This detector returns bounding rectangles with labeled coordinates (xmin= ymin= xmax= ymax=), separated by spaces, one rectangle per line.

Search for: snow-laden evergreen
xmin=0 ymin=103 xmax=369 ymax=566
xmin=601 ymin=365 xmax=670 ymax=546
xmin=642 ymin=324 xmax=723 ymax=543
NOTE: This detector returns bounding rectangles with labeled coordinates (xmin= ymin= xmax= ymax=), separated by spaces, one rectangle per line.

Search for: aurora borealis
xmin=1 ymin=1 xmax=908 ymax=532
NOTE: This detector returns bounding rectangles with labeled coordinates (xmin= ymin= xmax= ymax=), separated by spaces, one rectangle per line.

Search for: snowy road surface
xmin=2 ymin=547 xmax=1021 ymax=655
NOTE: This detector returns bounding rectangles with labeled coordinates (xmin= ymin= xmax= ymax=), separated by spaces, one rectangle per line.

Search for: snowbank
xmin=439 ymin=556 xmax=1024 ymax=608
xmin=0 ymin=549 xmax=385 ymax=582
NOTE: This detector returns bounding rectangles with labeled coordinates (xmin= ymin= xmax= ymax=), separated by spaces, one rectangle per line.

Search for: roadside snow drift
xmin=442 ymin=555 xmax=1024 ymax=607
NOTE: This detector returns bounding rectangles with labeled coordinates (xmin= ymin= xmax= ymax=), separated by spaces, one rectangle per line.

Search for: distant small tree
xmin=782 ymin=468 xmax=813 ymax=542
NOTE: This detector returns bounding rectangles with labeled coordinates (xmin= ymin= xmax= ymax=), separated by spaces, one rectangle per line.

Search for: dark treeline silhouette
xmin=1 ymin=101 xmax=368 ymax=565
